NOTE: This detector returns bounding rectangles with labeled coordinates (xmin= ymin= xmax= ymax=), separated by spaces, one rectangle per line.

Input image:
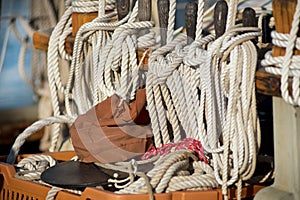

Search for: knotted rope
xmin=47 ymin=0 xmax=141 ymax=150
xmin=115 ymin=149 xmax=218 ymax=196
xmin=8 ymin=1 xmax=264 ymax=200
xmin=15 ymin=155 xmax=57 ymax=181
xmin=145 ymin=0 xmax=261 ymax=199
xmin=8 ymin=0 xmax=157 ymax=161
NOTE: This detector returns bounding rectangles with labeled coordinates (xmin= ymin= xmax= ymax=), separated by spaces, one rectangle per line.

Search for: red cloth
xmin=141 ymin=138 xmax=208 ymax=163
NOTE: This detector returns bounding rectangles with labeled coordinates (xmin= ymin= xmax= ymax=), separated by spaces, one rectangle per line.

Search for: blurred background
xmin=0 ymin=0 xmax=64 ymax=155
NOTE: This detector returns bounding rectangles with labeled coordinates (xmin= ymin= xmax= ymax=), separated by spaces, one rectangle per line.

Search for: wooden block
xmin=72 ymin=12 xmax=98 ymax=36
xmin=272 ymin=0 xmax=300 ymax=57
xmin=65 ymin=36 xmax=75 ymax=54
xmin=255 ymin=67 xmax=293 ymax=97
xmin=33 ymin=29 xmax=74 ymax=55
xmin=33 ymin=29 xmax=52 ymax=51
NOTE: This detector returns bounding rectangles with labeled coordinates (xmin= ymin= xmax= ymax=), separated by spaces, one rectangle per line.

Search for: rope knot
xmin=183 ymin=47 xmax=207 ymax=66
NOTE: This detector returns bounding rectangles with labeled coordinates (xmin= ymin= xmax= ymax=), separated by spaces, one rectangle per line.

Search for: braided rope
xmin=16 ymin=155 xmax=57 ymax=169
xmin=13 ymin=154 xmax=82 ymax=199
xmin=65 ymin=10 xmax=123 ymax=116
xmin=116 ymin=150 xmax=216 ymax=195
xmin=166 ymin=0 xmax=176 ymax=43
xmin=195 ymin=0 xmax=205 ymax=40
xmin=65 ymin=1 xmax=157 ymax=115
xmin=261 ymin=0 xmax=300 ymax=106
xmin=7 ymin=115 xmax=75 ymax=164
xmin=47 ymin=7 xmax=73 ymax=152
xmin=145 ymin=0 xmax=261 ymax=196
xmin=8 ymin=1 xmax=262 ymax=200
xmin=72 ymin=0 xmax=115 ymax=13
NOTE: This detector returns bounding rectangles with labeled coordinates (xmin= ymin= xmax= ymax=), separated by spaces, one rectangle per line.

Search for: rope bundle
xmin=13 ymin=154 xmax=82 ymax=200
xmin=116 ymin=150 xmax=218 ymax=195
xmin=65 ymin=0 xmax=157 ymax=117
xmin=15 ymin=155 xmax=57 ymax=181
xmin=8 ymin=1 xmax=264 ymax=200
xmin=205 ymin=26 xmax=261 ymax=199
xmin=47 ymin=0 xmax=157 ymax=151
xmin=145 ymin=0 xmax=261 ymax=199
xmin=72 ymin=0 xmax=115 ymax=13
xmin=261 ymin=0 xmax=300 ymax=106
xmin=8 ymin=0 xmax=158 ymax=155
xmin=97 ymin=20 xmax=155 ymax=101
xmin=65 ymin=10 xmax=125 ymax=116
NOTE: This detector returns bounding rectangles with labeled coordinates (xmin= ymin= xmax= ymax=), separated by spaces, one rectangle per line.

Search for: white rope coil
xmin=13 ymin=154 xmax=82 ymax=200
xmin=64 ymin=0 xmax=158 ymax=117
xmin=261 ymin=0 xmax=300 ymax=106
xmin=7 ymin=115 xmax=75 ymax=164
xmin=145 ymin=0 xmax=261 ymax=198
xmin=8 ymin=1 xmax=263 ymax=200
xmin=115 ymin=150 xmax=217 ymax=195
xmin=72 ymin=0 xmax=115 ymax=13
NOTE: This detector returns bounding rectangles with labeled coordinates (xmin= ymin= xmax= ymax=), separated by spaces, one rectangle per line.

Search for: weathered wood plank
xmin=33 ymin=29 xmax=74 ymax=54
xmin=255 ymin=67 xmax=294 ymax=97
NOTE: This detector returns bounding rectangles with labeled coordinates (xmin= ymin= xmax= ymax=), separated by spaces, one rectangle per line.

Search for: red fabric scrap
xmin=141 ymin=138 xmax=208 ymax=163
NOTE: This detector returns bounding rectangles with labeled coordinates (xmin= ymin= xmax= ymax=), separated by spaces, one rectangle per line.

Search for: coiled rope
xmin=7 ymin=115 xmax=75 ymax=164
xmin=145 ymin=0 xmax=261 ymax=199
xmin=8 ymin=0 xmax=157 ymax=160
xmin=64 ymin=0 xmax=157 ymax=117
xmin=12 ymin=154 xmax=82 ymax=200
xmin=8 ymin=1 xmax=263 ymax=200
xmin=261 ymin=0 xmax=300 ymax=106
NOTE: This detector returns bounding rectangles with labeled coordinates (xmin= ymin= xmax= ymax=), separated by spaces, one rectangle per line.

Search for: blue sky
xmin=0 ymin=0 xmax=36 ymax=110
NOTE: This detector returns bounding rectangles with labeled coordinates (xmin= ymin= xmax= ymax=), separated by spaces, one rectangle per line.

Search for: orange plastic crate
xmin=0 ymin=162 xmax=172 ymax=200
xmin=0 ymin=152 xmax=265 ymax=200
xmin=172 ymin=185 xmax=265 ymax=200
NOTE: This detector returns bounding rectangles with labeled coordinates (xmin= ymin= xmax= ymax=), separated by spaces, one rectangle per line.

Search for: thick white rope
xmin=65 ymin=11 xmax=121 ymax=115
xmin=15 ymin=155 xmax=57 ymax=181
xmin=116 ymin=150 xmax=217 ymax=195
xmin=261 ymin=0 xmax=300 ymax=106
xmin=8 ymin=1 xmax=262 ymax=199
xmin=195 ymin=0 xmax=205 ymax=40
xmin=145 ymin=0 xmax=261 ymax=198
xmin=13 ymin=154 xmax=82 ymax=199
xmin=200 ymin=28 xmax=261 ymax=199
xmin=0 ymin=25 xmax=10 ymax=73
xmin=72 ymin=0 xmax=115 ymax=13
xmin=47 ymin=7 xmax=73 ymax=152
xmin=7 ymin=115 xmax=75 ymax=164
xmin=65 ymin=0 xmax=157 ymax=116
xmin=166 ymin=0 xmax=176 ymax=43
